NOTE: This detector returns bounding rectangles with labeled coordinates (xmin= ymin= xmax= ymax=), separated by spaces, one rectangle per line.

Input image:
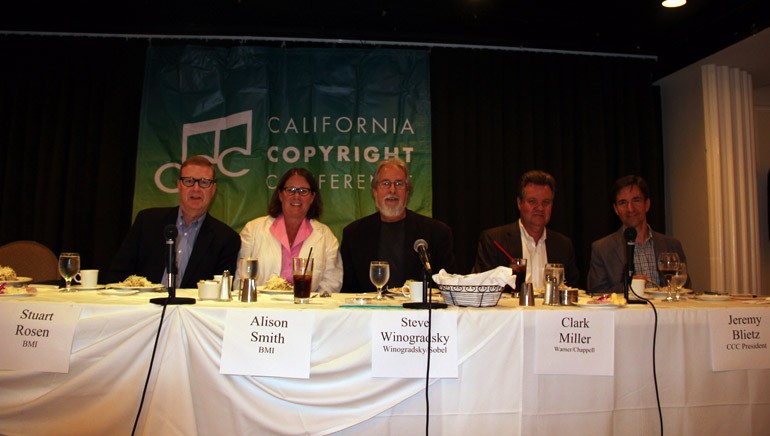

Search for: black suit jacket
xmin=340 ymin=210 xmax=456 ymax=293
xmin=472 ymin=222 xmax=580 ymax=287
xmin=106 ymin=207 xmax=241 ymax=288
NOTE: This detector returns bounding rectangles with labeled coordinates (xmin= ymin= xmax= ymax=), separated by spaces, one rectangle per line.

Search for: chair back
xmin=0 ymin=240 xmax=59 ymax=282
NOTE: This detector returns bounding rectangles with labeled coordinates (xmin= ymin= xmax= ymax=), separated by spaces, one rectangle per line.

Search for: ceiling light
xmin=662 ymin=0 xmax=686 ymax=7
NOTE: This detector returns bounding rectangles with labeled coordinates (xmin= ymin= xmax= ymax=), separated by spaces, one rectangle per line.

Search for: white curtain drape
xmin=701 ymin=64 xmax=760 ymax=291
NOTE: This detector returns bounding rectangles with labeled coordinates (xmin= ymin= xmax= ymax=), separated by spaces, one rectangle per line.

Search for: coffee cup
xmin=75 ymin=269 xmax=99 ymax=288
xmin=197 ymin=280 xmax=220 ymax=300
xmin=406 ymin=281 xmax=424 ymax=303
xmin=630 ymin=275 xmax=653 ymax=300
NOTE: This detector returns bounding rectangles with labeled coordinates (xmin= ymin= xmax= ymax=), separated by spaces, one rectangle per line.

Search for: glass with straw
xmin=292 ymin=248 xmax=313 ymax=304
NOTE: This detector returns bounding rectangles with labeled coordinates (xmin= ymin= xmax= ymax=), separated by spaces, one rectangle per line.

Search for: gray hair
xmin=370 ymin=157 xmax=414 ymax=196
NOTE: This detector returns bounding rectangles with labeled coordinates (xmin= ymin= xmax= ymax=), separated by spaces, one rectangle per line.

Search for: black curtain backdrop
xmin=0 ymin=36 xmax=665 ymax=289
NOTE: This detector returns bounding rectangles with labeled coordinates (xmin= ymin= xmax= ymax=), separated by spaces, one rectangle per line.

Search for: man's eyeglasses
xmin=179 ymin=177 xmax=216 ymax=189
xmin=377 ymin=179 xmax=407 ymax=190
xmin=282 ymin=186 xmax=312 ymax=196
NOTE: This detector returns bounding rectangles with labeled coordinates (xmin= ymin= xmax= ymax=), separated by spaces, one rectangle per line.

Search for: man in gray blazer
xmin=587 ymin=175 xmax=689 ymax=294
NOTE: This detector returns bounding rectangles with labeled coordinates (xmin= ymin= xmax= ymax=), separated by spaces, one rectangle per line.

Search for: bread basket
xmin=437 ymin=284 xmax=504 ymax=307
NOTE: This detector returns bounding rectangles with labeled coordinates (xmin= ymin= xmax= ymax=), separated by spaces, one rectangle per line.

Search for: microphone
xmin=413 ymin=239 xmax=432 ymax=274
xmin=151 ymin=224 xmax=195 ymax=306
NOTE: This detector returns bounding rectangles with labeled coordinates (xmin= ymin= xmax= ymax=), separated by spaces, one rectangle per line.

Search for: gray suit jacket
xmin=587 ymin=227 xmax=689 ymax=294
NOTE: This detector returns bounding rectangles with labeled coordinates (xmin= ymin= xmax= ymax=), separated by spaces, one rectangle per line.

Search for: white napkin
xmin=432 ymin=267 xmax=517 ymax=289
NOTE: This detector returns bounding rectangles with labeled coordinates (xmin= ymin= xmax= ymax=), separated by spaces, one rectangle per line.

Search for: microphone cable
xmin=131 ymin=303 xmax=170 ymax=436
xmin=423 ymin=280 xmax=433 ymax=436
xmin=424 ymin=285 xmax=433 ymax=436
xmin=629 ymin=287 xmax=664 ymax=436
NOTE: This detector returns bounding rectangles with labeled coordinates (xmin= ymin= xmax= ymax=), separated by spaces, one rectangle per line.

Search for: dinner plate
xmin=574 ymin=302 xmax=624 ymax=309
xmin=99 ymin=289 xmax=140 ymax=296
xmin=32 ymin=284 xmax=60 ymax=290
xmin=258 ymin=286 xmax=293 ymax=295
xmin=107 ymin=283 xmax=163 ymax=292
xmin=72 ymin=285 xmax=106 ymax=291
xmin=1 ymin=277 xmax=33 ymax=286
xmin=0 ymin=291 xmax=35 ymax=298
xmin=730 ymin=294 xmax=759 ymax=300
xmin=644 ymin=289 xmax=693 ymax=298
xmin=695 ymin=294 xmax=731 ymax=302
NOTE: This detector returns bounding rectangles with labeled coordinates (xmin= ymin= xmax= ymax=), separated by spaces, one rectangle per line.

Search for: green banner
xmin=135 ymin=46 xmax=432 ymax=239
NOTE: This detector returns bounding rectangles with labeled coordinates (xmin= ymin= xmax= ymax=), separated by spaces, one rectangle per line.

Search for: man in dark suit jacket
xmin=472 ymin=170 xmax=580 ymax=288
xmin=587 ymin=175 xmax=689 ymax=294
xmin=340 ymin=158 xmax=455 ymax=293
xmin=107 ymin=156 xmax=240 ymax=288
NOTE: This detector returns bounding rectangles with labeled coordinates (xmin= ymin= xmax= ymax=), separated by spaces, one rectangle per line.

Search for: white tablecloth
xmin=1 ymin=289 xmax=769 ymax=435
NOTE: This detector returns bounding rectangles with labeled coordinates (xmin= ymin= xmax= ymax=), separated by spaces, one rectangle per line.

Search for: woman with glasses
xmin=236 ymin=167 xmax=342 ymax=292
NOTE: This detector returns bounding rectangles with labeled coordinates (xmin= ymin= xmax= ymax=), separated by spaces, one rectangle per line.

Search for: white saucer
xmin=99 ymin=289 xmax=140 ymax=296
xmin=73 ymin=285 xmax=106 ymax=291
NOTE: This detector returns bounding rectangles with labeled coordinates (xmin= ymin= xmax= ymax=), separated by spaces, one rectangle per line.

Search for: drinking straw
xmin=492 ymin=240 xmax=516 ymax=263
xmin=303 ymin=247 xmax=313 ymax=275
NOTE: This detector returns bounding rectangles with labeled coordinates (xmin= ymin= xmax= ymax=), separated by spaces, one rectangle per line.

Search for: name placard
xmin=534 ymin=310 xmax=615 ymax=376
xmin=708 ymin=308 xmax=770 ymax=371
xmin=0 ymin=302 xmax=81 ymax=373
xmin=220 ymin=310 xmax=314 ymax=378
xmin=371 ymin=311 xmax=458 ymax=378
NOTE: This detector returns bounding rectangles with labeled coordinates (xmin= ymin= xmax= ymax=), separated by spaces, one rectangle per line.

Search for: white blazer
xmin=236 ymin=215 xmax=343 ymax=292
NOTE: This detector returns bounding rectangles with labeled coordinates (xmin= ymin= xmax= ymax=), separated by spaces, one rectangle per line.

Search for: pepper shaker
xmin=218 ymin=270 xmax=232 ymax=301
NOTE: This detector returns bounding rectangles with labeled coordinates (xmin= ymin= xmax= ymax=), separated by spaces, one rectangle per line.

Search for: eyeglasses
xmin=282 ymin=186 xmax=312 ymax=196
xmin=179 ymin=177 xmax=216 ymax=188
xmin=377 ymin=179 xmax=406 ymax=190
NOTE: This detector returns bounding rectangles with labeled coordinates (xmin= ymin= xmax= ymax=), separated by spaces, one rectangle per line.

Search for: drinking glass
xmin=543 ymin=263 xmax=564 ymax=287
xmin=292 ymin=257 xmax=314 ymax=304
xmin=58 ymin=252 xmax=81 ymax=293
xmin=657 ymin=252 xmax=680 ymax=302
xmin=510 ymin=258 xmax=527 ymax=296
xmin=670 ymin=262 xmax=688 ymax=301
xmin=369 ymin=261 xmax=390 ymax=300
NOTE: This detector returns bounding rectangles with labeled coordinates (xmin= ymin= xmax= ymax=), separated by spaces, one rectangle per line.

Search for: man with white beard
xmin=340 ymin=158 xmax=456 ymax=293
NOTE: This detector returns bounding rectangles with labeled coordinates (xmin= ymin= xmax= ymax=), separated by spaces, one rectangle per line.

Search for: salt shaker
xmin=218 ymin=270 xmax=232 ymax=301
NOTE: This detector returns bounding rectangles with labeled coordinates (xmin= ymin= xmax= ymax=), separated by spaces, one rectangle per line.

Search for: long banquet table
xmin=1 ymin=287 xmax=769 ymax=436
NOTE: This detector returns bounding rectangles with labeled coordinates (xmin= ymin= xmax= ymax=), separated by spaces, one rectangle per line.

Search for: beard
xmin=377 ymin=195 xmax=406 ymax=220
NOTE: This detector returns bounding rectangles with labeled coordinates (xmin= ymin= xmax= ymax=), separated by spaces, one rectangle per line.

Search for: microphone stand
xmin=625 ymin=250 xmax=647 ymax=306
xmin=403 ymin=269 xmax=447 ymax=310
xmin=151 ymin=237 xmax=195 ymax=306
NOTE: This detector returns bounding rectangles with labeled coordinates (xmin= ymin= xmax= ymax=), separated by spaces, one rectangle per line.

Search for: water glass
xmin=58 ymin=252 xmax=81 ymax=293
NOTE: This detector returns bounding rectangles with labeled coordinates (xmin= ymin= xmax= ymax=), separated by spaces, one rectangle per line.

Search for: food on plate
xmin=0 ymin=286 xmax=33 ymax=295
xmin=119 ymin=275 xmax=154 ymax=287
xmin=588 ymin=293 xmax=627 ymax=306
xmin=0 ymin=265 xmax=18 ymax=281
xmin=264 ymin=275 xmax=293 ymax=291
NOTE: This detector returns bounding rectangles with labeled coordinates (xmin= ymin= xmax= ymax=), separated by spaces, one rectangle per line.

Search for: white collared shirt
xmin=519 ymin=219 xmax=548 ymax=290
